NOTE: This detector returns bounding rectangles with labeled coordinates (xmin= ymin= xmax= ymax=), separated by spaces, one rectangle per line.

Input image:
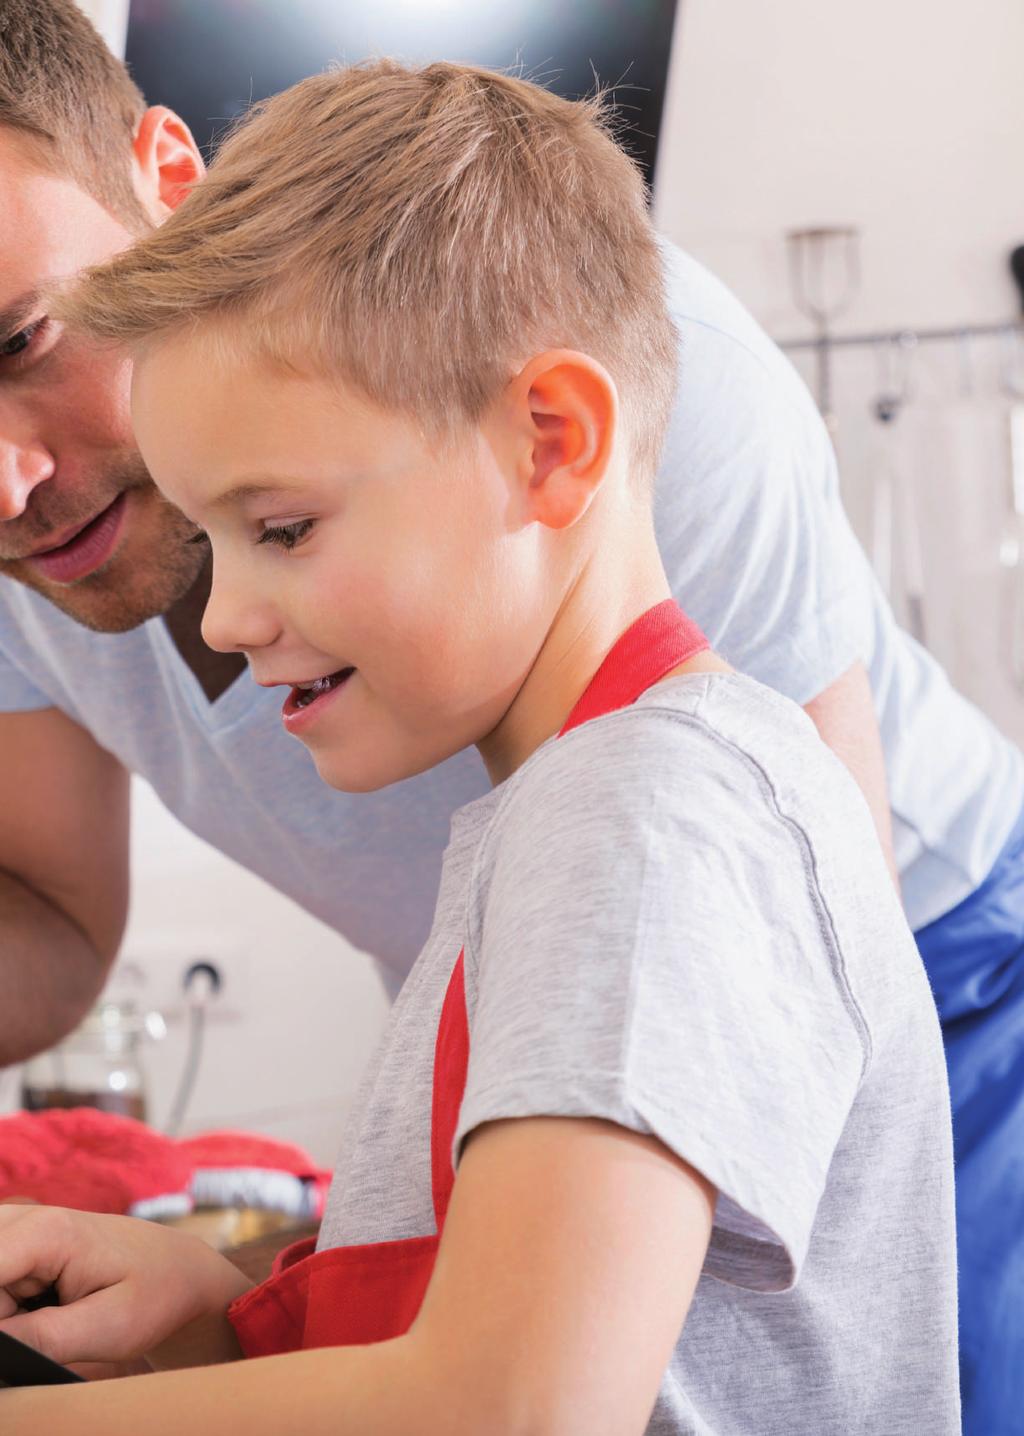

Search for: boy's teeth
xmin=291 ymin=668 xmax=354 ymax=709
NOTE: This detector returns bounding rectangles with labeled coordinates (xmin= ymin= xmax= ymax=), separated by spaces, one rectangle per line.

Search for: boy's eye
xmin=0 ymin=318 xmax=46 ymax=362
xmin=257 ymin=519 xmax=315 ymax=551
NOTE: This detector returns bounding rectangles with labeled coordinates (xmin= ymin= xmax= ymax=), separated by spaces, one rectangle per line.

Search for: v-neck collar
xmin=151 ymin=615 xmax=263 ymax=735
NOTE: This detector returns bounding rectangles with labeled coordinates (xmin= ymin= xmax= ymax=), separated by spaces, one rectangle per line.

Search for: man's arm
xmin=0 ymin=708 xmax=129 ymax=1064
xmin=0 ymin=1116 xmax=714 ymax=1436
xmin=803 ymin=661 xmax=898 ymax=887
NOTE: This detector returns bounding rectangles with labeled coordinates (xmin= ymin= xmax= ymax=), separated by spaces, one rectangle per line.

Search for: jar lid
xmin=75 ymin=1001 xmax=167 ymax=1042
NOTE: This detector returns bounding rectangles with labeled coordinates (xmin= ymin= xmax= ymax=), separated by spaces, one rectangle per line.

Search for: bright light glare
xmin=387 ymin=0 xmax=473 ymax=10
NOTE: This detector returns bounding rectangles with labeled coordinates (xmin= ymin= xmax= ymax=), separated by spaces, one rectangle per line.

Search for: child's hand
xmin=0 ymin=1204 xmax=253 ymax=1369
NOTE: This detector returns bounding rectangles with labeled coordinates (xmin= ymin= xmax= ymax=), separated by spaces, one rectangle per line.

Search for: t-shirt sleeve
xmin=455 ymin=709 xmax=867 ymax=1294
xmin=0 ymin=638 xmax=53 ymax=712
xmin=654 ymin=241 xmax=864 ymax=705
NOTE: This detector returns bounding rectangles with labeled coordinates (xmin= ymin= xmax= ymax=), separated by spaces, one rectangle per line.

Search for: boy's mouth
xmin=281 ymin=660 xmax=357 ymax=729
xmin=289 ymin=668 xmax=355 ymax=710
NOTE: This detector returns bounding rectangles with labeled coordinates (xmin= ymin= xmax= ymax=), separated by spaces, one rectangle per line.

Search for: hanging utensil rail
xmin=779 ymin=319 xmax=1023 ymax=353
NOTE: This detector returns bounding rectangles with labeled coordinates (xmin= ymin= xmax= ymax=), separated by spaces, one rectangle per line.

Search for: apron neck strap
xmin=559 ymin=599 xmax=709 ymax=737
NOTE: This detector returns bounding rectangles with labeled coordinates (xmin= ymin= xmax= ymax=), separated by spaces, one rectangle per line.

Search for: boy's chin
xmin=307 ymin=741 xmax=442 ymax=795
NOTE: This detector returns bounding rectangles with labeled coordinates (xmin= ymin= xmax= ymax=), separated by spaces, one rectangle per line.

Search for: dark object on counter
xmin=21 ymin=1085 xmax=145 ymax=1122
xmin=0 ymin=1331 xmax=84 ymax=1388
xmin=1010 ymin=246 xmax=1024 ymax=313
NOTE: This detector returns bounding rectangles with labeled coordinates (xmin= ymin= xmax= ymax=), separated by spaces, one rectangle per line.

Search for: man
xmin=0 ymin=4 xmax=1018 ymax=1429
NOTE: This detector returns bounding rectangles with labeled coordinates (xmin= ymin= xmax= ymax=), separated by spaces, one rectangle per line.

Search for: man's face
xmin=0 ymin=129 xmax=204 ymax=631
xmin=133 ymin=336 xmax=562 ymax=793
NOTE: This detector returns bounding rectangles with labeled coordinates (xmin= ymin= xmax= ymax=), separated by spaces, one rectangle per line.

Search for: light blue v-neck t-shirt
xmin=0 ymin=240 xmax=1019 ymax=987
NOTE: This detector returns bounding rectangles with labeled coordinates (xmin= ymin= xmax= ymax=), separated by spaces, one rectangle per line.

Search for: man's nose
xmin=201 ymin=561 xmax=282 ymax=656
xmin=0 ymin=433 xmax=56 ymax=521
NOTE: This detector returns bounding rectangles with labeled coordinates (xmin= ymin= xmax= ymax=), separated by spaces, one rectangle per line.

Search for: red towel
xmin=0 ymin=1110 xmax=332 ymax=1219
xmin=0 ymin=1108 xmax=192 ymax=1217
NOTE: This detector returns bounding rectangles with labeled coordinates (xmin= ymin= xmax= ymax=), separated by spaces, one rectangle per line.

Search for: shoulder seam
xmin=470 ymin=696 xmax=875 ymax=1083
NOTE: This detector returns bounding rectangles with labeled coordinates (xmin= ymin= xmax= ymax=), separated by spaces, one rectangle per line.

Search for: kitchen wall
xmin=654 ymin=0 xmax=1024 ymax=741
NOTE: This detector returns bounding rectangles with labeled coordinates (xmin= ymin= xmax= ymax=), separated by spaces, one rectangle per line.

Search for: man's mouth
xmin=21 ymin=493 xmax=128 ymax=585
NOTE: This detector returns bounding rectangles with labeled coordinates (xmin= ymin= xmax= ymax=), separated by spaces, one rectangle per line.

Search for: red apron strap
xmin=430 ymin=949 xmax=470 ymax=1232
xmin=560 ymin=599 xmax=708 ymax=737
xmin=426 ymin=600 xmax=707 ymax=1233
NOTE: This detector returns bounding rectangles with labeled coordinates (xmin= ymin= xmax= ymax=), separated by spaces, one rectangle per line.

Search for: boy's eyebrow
xmin=0 ymin=288 xmax=42 ymax=338
xmin=208 ymin=479 xmax=307 ymax=511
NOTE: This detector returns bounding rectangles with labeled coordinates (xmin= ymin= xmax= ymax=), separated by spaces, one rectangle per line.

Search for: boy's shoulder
xmin=490 ymin=669 xmax=865 ymax=861
xmin=472 ymin=670 xmax=900 ymax=982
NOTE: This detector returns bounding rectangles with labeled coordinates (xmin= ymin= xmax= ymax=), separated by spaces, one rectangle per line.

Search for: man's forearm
xmin=0 ymin=867 xmax=112 ymax=1065
xmin=803 ymin=661 xmax=899 ymax=889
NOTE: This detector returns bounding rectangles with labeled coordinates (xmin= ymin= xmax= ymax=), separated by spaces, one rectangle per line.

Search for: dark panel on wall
xmin=125 ymin=0 xmax=678 ymax=188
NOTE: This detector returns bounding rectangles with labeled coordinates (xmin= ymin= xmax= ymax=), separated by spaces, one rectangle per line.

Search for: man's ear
xmin=131 ymin=107 xmax=205 ymax=220
xmin=510 ymin=350 xmax=618 ymax=531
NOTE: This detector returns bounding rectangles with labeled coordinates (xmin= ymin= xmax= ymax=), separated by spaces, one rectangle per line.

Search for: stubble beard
xmin=0 ymin=455 xmax=207 ymax=634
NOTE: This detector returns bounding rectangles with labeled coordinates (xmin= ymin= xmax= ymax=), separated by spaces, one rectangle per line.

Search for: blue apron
xmin=915 ymin=807 xmax=1024 ymax=1436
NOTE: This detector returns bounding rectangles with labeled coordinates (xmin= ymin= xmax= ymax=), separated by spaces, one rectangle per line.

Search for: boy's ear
xmin=511 ymin=351 xmax=618 ymax=531
xmin=131 ymin=107 xmax=206 ymax=220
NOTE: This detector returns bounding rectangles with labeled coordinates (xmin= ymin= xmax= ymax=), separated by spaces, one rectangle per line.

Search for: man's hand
xmin=0 ymin=1204 xmax=252 ymax=1370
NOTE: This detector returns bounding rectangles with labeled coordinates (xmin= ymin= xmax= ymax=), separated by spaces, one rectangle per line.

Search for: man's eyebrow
xmin=0 ymin=289 xmax=43 ymax=338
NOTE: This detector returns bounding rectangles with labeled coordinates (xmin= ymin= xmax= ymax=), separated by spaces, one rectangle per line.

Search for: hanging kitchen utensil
xmin=786 ymin=226 xmax=861 ymax=432
xmin=870 ymin=333 xmax=927 ymax=645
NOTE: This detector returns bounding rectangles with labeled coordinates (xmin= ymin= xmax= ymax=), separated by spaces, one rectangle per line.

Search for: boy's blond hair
xmin=62 ymin=60 xmax=678 ymax=478
xmin=0 ymin=0 xmax=147 ymax=225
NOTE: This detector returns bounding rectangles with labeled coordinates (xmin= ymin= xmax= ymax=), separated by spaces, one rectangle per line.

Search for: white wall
xmin=656 ymin=0 xmax=1024 ymax=335
xmin=654 ymin=0 xmax=1024 ymax=741
xmin=118 ymin=782 xmax=390 ymax=1165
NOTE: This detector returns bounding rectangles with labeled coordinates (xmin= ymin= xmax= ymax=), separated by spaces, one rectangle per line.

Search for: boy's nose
xmin=0 ymin=433 xmax=56 ymax=521
xmin=201 ymin=566 xmax=281 ymax=655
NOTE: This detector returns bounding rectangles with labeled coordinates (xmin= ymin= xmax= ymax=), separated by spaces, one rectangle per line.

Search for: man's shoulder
xmin=657 ymin=237 xmax=825 ymax=448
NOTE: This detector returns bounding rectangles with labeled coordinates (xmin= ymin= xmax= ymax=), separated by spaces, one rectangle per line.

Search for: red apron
xmin=228 ymin=598 xmax=709 ymax=1358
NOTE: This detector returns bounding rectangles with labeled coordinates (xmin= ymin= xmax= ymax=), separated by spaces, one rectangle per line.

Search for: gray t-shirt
xmin=319 ymin=673 xmax=959 ymax=1434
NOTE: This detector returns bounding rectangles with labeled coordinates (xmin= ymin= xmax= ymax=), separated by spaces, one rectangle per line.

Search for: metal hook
xmin=785 ymin=226 xmax=862 ymax=427
xmin=873 ymin=331 xmax=918 ymax=423
xmin=1001 ymin=327 xmax=1024 ymax=401
xmin=956 ymin=329 xmax=976 ymax=399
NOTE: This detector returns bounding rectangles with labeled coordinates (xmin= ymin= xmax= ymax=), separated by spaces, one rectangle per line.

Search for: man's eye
xmin=257 ymin=519 xmax=315 ymax=550
xmin=0 ymin=319 xmax=46 ymax=361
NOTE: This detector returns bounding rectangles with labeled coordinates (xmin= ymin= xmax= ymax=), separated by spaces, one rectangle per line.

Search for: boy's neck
xmin=476 ymin=524 xmax=728 ymax=785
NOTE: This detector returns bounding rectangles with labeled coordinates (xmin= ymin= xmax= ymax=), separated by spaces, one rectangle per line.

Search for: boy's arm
xmin=803 ymin=661 xmax=898 ymax=886
xmin=2 ymin=1117 xmax=714 ymax=1436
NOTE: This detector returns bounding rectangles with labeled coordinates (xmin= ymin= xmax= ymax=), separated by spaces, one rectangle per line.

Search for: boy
xmin=0 ymin=61 xmax=958 ymax=1433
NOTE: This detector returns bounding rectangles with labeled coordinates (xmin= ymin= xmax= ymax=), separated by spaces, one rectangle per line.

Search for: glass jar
xmin=21 ymin=1000 xmax=166 ymax=1124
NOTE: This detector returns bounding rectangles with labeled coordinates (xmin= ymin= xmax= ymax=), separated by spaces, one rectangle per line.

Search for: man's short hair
xmin=62 ymin=60 xmax=678 ymax=479
xmin=0 ymin=0 xmax=147 ymax=224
